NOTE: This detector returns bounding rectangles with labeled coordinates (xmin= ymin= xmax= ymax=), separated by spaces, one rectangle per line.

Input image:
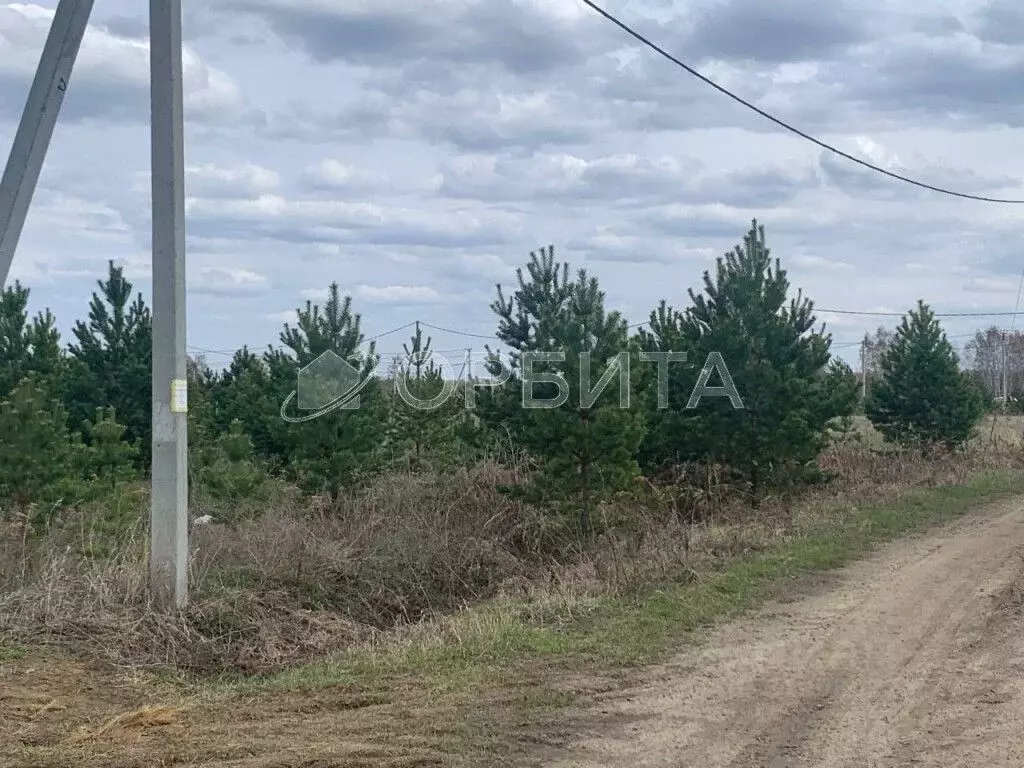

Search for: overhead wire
xmin=189 ymin=306 xmax=1024 ymax=357
xmin=577 ymin=0 xmax=1024 ymax=204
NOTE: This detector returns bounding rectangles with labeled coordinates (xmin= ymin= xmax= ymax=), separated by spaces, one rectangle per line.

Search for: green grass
xmin=0 ymin=641 xmax=27 ymax=661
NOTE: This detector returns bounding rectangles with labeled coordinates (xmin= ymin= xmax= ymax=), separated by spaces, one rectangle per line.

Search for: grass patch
xmin=0 ymin=641 xmax=27 ymax=661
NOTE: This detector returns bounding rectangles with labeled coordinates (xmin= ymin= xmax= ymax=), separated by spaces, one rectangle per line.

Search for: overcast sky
xmin=3 ymin=0 xmax=1024 ymax=371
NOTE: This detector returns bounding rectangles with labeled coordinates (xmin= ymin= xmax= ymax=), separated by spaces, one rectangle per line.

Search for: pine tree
xmin=83 ymin=407 xmax=139 ymax=489
xmin=489 ymin=246 xmax=644 ymax=535
xmin=653 ymin=220 xmax=857 ymax=497
xmin=0 ymin=377 xmax=82 ymax=530
xmin=479 ymin=246 xmax=573 ymax=447
xmin=0 ymin=281 xmax=64 ymax=397
xmin=195 ymin=419 xmax=269 ymax=507
xmin=270 ymin=283 xmax=385 ymax=501
xmin=866 ymin=301 xmax=985 ymax=448
xmin=393 ymin=322 xmax=458 ymax=469
xmin=65 ymin=261 xmax=152 ymax=464
xmin=633 ymin=300 xmax=694 ymax=469
xmin=208 ymin=347 xmax=285 ymax=462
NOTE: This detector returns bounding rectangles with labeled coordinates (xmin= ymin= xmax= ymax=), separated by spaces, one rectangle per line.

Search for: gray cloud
xmin=222 ymin=0 xmax=618 ymax=75
xmin=816 ymin=148 xmax=1022 ymax=201
xmin=679 ymin=0 xmax=870 ymax=64
xmin=837 ymin=40 xmax=1024 ymax=130
xmin=259 ymin=83 xmax=607 ymax=150
xmin=183 ymin=194 xmax=523 ymax=251
xmin=973 ymin=0 xmax=1024 ymax=44
xmin=437 ymin=151 xmax=815 ymax=209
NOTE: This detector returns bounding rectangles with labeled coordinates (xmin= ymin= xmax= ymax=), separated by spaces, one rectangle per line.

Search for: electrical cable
xmin=192 ymin=308 xmax=1023 ymax=357
xmin=578 ymin=0 xmax=1024 ymax=204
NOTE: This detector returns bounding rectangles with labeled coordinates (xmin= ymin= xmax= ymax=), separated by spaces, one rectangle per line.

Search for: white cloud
xmin=187 ymin=164 xmax=280 ymax=197
xmin=356 ymin=285 xmax=441 ymax=302
xmin=964 ymin=276 xmax=1017 ymax=293
xmin=0 ymin=3 xmax=258 ymax=123
xmin=6 ymin=0 xmax=1024 ymax=364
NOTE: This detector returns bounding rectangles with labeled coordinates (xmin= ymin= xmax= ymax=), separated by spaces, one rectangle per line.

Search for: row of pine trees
xmin=0 ymin=221 xmax=987 ymax=534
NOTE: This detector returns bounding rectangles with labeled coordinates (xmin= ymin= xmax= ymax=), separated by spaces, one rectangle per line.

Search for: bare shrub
xmin=0 ymin=460 xmax=544 ymax=673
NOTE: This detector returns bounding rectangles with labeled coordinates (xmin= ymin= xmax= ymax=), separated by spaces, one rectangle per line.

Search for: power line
xmin=831 ymin=332 xmax=979 ymax=349
xmin=629 ymin=308 xmax=1024 ymax=329
xmin=419 ymin=321 xmax=495 ymax=339
xmin=364 ymin=320 xmax=417 ymax=342
xmin=190 ymin=307 xmax=1024 ymax=359
xmin=578 ymin=0 xmax=1024 ymax=204
xmin=817 ymin=308 xmax=1024 ymax=318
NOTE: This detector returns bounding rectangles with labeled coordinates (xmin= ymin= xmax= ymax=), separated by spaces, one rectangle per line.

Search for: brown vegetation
xmin=3 ymin=421 xmax=1023 ymax=678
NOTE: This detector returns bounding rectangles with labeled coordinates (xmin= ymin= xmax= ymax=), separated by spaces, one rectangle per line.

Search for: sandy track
xmin=548 ymin=500 xmax=1024 ymax=768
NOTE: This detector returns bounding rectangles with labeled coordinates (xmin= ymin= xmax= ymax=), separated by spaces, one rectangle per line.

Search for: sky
xmin=3 ymin=0 xmax=1024 ymax=373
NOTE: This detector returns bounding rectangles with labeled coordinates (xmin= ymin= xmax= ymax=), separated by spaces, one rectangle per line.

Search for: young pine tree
xmin=479 ymin=246 xmax=574 ymax=448
xmin=209 ymin=347 xmax=285 ymax=463
xmin=82 ymin=407 xmax=139 ymax=490
xmin=0 ymin=281 xmax=64 ymax=397
xmin=195 ymin=419 xmax=269 ymax=508
xmin=633 ymin=300 xmax=694 ymax=469
xmin=392 ymin=322 xmax=458 ymax=469
xmin=65 ymin=261 xmax=152 ymax=464
xmin=658 ymin=220 xmax=857 ymax=497
xmin=0 ymin=377 xmax=83 ymax=530
xmin=866 ymin=301 xmax=985 ymax=448
xmin=269 ymin=283 xmax=385 ymax=501
xmin=489 ymin=246 xmax=644 ymax=535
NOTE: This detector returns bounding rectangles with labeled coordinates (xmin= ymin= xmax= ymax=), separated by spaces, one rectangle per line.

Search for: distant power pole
xmin=860 ymin=339 xmax=867 ymax=401
xmin=149 ymin=0 xmax=189 ymax=610
xmin=0 ymin=0 xmax=94 ymax=286
xmin=1002 ymin=330 xmax=1009 ymax=407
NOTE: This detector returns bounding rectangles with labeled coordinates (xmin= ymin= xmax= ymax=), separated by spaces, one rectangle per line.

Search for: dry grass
xmin=2 ymin=420 xmax=1024 ymax=679
xmin=0 ymin=461 xmax=549 ymax=674
xmin=4 ymin=432 xmax=1024 ymax=767
xmin=849 ymin=412 xmax=1024 ymax=449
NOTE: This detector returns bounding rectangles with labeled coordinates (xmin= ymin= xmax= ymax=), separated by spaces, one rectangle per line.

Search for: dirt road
xmin=547 ymin=499 xmax=1024 ymax=768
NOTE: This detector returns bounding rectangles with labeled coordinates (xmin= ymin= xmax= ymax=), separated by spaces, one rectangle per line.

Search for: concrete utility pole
xmin=1 ymin=0 xmax=189 ymax=610
xmin=149 ymin=0 xmax=189 ymax=610
xmin=0 ymin=0 xmax=94 ymax=287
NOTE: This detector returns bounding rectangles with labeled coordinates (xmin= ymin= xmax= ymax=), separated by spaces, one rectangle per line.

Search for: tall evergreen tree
xmin=270 ymin=283 xmax=385 ymax=501
xmin=488 ymin=246 xmax=643 ymax=535
xmin=65 ymin=261 xmax=152 ymax=464
xmin=645 ymin=220 xmax=857 ymax=496
xmin=0 ymin=281 xmax=64 ymax=397
xmin=633 ymin=300 xmax=694 ymax=469
xmin=866 ymin=301 xmax=985 ymax=448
